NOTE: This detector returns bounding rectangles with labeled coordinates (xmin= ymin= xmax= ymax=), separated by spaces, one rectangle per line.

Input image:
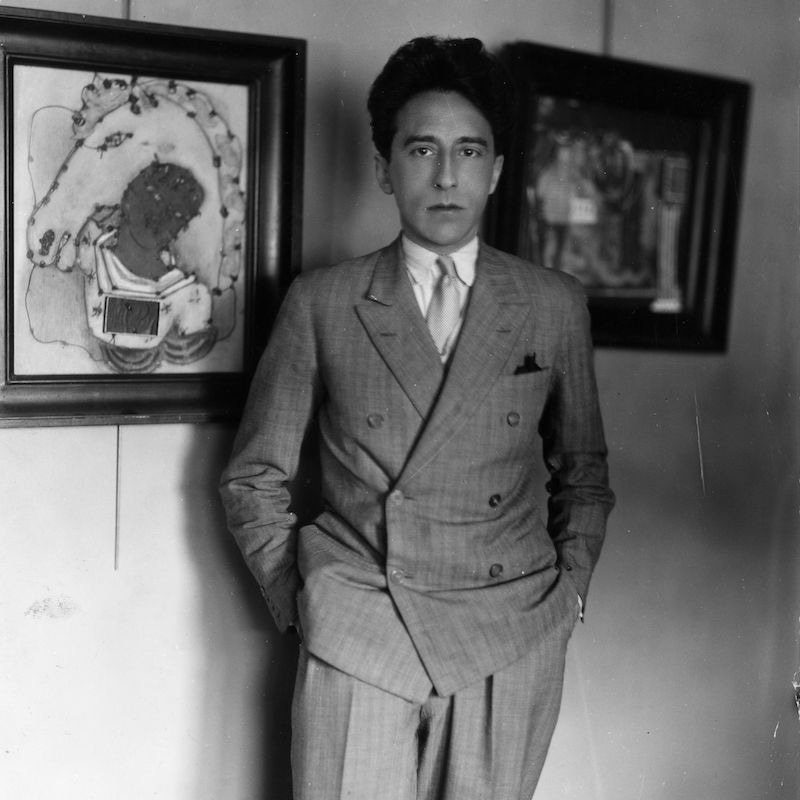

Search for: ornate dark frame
xmin=488 ymin=42 xmax=750 ymax=351
xmin=0 ymin=7 xmax=304 ymax=426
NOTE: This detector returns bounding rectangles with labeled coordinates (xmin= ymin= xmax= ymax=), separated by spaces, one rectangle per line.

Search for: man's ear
xmin=374 ymin=153 xmax=394 ymax=195
xmin=489 ymin=154 xmax=504 ymax=195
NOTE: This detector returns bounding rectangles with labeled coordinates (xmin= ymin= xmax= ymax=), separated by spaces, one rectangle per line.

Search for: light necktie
xmin=426 ymin=254 xmax=461 ymax=359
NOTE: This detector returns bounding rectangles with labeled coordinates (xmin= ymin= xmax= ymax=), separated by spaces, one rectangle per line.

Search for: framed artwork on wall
xmin=488 ymin=42 xmax=750 ymax=350
xmin=0 ymin=7 xmax=305 ymax=426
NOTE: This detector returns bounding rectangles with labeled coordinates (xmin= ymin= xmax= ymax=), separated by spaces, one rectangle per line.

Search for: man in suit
xmin=220 ymin=36 xmax=614 ymax=800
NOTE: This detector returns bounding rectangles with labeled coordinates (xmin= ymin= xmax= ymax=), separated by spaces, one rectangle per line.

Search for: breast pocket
xmin=497 ymin=370 xmax=551 ymax=394
xmin=493 ymin=371 xmax=551 ymax=413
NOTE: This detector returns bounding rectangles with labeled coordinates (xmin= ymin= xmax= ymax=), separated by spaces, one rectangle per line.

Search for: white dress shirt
xmin=402 ymin=235 xmax=478 ymax=358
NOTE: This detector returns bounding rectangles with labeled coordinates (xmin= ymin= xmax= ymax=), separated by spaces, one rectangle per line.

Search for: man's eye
xmin=461 ymin=147 xmax=482 ymax=158
xmin=413 ymin=146 xmax=433 ymax=156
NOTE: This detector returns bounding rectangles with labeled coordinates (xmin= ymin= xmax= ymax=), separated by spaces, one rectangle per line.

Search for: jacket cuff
xmin=260 ymin=570 xmax=300 ymax=633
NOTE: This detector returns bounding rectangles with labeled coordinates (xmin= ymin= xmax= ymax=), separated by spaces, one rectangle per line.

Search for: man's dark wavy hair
xmin=367 ymin=36 xmax=517 ymax=160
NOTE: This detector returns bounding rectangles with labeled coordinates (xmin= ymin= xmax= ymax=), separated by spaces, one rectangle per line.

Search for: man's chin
xmin=405 ymin=225 xmax=477 ymax=253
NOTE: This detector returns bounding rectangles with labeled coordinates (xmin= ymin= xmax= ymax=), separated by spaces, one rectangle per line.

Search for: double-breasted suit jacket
xmin=220 ymin=237 xmax=614 ymax=702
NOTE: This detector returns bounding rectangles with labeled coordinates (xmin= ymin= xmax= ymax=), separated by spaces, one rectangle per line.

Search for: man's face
xmin=374 ymin=90 xmax=504 ymax=254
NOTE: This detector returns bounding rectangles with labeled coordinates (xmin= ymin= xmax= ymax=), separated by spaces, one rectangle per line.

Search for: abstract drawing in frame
xmin=0 ymin=8 xmax=304 ymax=425
xmin=488 ymin=42 xmax=750 ymax=350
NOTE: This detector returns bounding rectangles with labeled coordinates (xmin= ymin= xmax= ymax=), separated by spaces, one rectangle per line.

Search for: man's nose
xmin=433 ymin=155 xmax=457 ymax=189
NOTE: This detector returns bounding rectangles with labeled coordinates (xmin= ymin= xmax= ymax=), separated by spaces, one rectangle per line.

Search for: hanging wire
xmin=122 ymin=0 xmax=132 ymax=19
xmin=114 ymin=426 xmax=122 ymax=570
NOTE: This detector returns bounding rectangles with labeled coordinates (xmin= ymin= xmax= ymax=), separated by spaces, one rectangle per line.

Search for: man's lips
xmin=428 ymin=203 xmax=463 ymax=211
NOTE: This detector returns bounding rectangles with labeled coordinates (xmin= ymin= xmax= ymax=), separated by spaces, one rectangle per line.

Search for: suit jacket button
xmin=506 ymin=412 xmax=521 ymax=426
xmin=367 ymin=413 xmax=384 ymax=429
xmin=488 ymin=494 xmax=502 ymax=507
xmin=489 ymin=563 xmax=504 ymax=578
xmin=389 ymin=568 xmax=405 ymax=584
xmin=388 ymin=489 xmax=404 ymax=506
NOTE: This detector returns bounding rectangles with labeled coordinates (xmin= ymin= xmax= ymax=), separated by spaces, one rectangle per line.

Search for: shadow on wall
xmin=179 ymin=424 xmax=304 ymax=800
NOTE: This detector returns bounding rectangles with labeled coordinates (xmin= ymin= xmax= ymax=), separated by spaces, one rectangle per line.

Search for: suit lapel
xmin=355 ymin=240 xmax=444 ymax=419
xmin=400 ymin=244 xmax=532 ymax=482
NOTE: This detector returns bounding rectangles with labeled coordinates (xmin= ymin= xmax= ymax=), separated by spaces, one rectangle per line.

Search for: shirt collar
xmin=401 ymin=235 xmax=478 ymax=287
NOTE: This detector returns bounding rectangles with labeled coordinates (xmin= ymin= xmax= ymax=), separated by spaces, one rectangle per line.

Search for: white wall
xmin=1 ymin=1 xmax=798 ymax=799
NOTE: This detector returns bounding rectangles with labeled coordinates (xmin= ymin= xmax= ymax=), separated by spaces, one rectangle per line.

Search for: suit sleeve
xmin=219 ymin=276 xmax=320 ymax=632
xmin=539 ymin=278 xmax=615 ymax=607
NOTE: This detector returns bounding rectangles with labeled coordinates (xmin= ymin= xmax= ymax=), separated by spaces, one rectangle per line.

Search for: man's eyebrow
xmin=401 ymin=134 xmax=490 ymax=147
xmin=457 ymin=136 xmax=489 ymax=147
xmin=401 ymin=134 xmax=436 ymax=147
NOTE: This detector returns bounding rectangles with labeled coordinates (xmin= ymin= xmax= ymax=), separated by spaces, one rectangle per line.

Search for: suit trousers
xmin=290 ymin=609 xmax=575 ymax=800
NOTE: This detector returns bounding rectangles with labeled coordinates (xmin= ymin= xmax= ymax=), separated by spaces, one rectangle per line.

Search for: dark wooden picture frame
xmin=488 ymin=42 xmax=750 ymax=350
xmin=0 ymin=8 xmax=304 ymax=426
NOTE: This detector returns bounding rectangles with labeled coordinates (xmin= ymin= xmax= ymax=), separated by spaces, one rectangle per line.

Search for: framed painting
xmin=0 ymin=8 xmax=305 ymax=426
xmin=488 ymin=42 xmax=750 ymax=350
